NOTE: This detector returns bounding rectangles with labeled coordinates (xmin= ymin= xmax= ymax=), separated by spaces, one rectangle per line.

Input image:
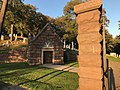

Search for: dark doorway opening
xmin=43 ymin=51 xmax=53 ymax=64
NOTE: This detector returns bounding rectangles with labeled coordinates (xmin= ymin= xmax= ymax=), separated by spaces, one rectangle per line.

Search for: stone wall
xmin=64 ymin=49 xmax=78 ymax=62
xmin=0 ymin=46 xmax=27 ymax=63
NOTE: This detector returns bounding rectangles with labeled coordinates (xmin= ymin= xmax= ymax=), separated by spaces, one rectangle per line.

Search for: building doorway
xmin=43 ymin=51 xmax=53 ymax=64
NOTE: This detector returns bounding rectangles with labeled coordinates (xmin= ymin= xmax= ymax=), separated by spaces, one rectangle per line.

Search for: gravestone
xmin=1 ymin=35 xmax=4 ymax=41
xmin=10 ymin=24 xmax=13 ymax=42
xmin=63 ymin=40 xmax=66 ymax=48
xmin=74 ymin=0 xmax=103 ymax=90
xmin=71 ymin=42 xmax=74 ymax=50
xmin=15 ymin=34 xmax=17 ymax=41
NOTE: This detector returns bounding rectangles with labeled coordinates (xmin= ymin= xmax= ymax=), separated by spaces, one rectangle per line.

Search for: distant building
xmin=27 ymin=23 xmax=64 ymax=65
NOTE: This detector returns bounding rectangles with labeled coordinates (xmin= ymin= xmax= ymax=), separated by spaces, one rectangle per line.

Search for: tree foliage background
xmin=1 ymin=0 xmax=82 ymax=43
xmin=53 ymin=0 xmax=82 ymax=46
xmin=1 ymin=0 xmax=120 ymax=53
xmin=105 ymin=29 xmax=114 ymax=54
xmin=2 ymin=0 xmax=49 ymax=36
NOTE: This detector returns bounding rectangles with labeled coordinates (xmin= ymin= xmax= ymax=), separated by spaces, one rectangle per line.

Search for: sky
xmin=23 ymin=0 xmax=120 ymax=37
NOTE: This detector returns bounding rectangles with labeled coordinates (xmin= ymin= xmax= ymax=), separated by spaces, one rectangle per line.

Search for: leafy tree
xmin=63 ymin=0 xmax=82 ymax=43
xmin=64 ymin=0 xmax=82 ymax=18
xmin=118 ymin=20 xmax=120 ymax=30
xmin=105 ymin=29 xmax=120 ymax=55
xmin=105 ymin=30 xmax=114 ymax=54
xmin=113 ymin=35 xmax=120 ymax=57
xmin=3 ymin=0 xmax=49 ymax=36
xmin=53 ymin=16 xmax=66 ymax=39
xmin=0 ymin=0 xmax=2 ymax=9
xmin=54 ymin=0 xmax=82 ymax=44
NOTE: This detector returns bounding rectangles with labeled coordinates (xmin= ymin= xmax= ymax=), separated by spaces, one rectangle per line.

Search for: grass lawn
xmin=107 ymin=56 xmax=120 ymax=62
xmin=0 ymin=62 xmax=79 ymax=90
xmin=64 ymin=61 xmax=79 ymax=68
xmin=64 ymin=55 xmax=120 ymax=68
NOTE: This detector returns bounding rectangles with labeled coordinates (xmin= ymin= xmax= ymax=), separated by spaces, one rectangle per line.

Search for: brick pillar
xmin=74 ymin=0 xmax=103 ymax=90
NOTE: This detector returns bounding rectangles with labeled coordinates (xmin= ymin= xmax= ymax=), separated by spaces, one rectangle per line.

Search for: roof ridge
xmin=30 ymin=21 xmax=62 ymax=43
xmin=31 ymin=22 xmax=50 ymax=42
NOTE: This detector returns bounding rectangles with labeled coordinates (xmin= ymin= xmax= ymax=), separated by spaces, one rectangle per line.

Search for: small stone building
xmin=27 ymin=23 xmax=64 ymax=65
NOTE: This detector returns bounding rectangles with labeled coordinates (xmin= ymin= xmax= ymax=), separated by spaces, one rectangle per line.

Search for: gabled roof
xmin=31 ymin=22 xmax=62 ymax=43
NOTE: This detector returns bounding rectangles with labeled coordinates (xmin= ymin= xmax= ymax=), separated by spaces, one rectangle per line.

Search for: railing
xmin=104 ymin=59 xmax=116 ymax=90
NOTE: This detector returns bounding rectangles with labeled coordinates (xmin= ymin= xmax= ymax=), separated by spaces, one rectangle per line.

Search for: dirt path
xmin=109 ymin=61 xmax=120 ymax=90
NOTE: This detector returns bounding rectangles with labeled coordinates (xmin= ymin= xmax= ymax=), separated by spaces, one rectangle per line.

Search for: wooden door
xmin=43 ymin=51 xmax=53 ymax=64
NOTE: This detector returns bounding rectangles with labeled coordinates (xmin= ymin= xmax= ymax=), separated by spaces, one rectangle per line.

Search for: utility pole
xmin=0 ymin=0 xmax=9 ymax=36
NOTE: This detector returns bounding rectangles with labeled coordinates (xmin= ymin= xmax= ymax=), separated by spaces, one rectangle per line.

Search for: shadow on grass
xmin=0 ymin=81 xmax=11 ymax=90
xmin=67 ymin=62 xmax=78 ymax=67
xmin=0 ymin=63 xmax=48 ymax=89
xmin=64 ymin=60 xmax=78 ymax=67
xmin=17 ymin=69 xmax=66 ymax=89
xmin=0 ymin=62 xmax=78 ymax=90
xmin=0 ymin=66 xmax=40 ymax=79
xmin=0 ymin=81 xmax=27 ymax=90
xmin=17 ymin=64 xmax=78 ymax=89
xmin=0 ymin=63 xmax=40 ymax=77
xmin=0 ymin=62 xmax=66 ymax=89
xmin=0 ymin=62 xmax=42 ymax=72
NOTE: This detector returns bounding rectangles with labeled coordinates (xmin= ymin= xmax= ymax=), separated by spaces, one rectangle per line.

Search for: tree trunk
xmin=0 ymin=0 xmax=9 ymax=35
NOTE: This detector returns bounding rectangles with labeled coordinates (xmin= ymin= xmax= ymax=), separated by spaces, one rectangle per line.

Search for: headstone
xmin=28 ymin=33 xmax=31 ymax=42
xmin=10 ymin=24 xmax=13 ymax=42
xmin=74 ymin=0 xmax=103 ymax=90
xmin=15 ymin=34 xmax=17 ymax=41
xmin=63 ymin=40 xmax=66 ymax=48
xmin=71 ymin=42 xmax=74 ymax=50
xmin=6 ymin=40 xmax=10 ymax=47
xmin=23 ymin=38 xmax=26 ymax=43
xmin=13 ymin=34 xmax=15 ymax=37
xmin=1 ymin=35 xmax=4 ymax=41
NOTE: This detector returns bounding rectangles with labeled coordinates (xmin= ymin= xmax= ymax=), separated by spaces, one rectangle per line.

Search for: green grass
xmin=0 ymin=62 xmax=79 ymax=90
xmin=64 ymin=61 xmax=79 ymax=68
xmin=107 ymin=56 xmax=120 ymax=62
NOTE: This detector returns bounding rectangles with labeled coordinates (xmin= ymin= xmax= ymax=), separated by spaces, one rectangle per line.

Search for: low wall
xmin=0 ymin=46 xmax=27 ymax=63
xmin=64 ymin=49 xmax=78 ymax=62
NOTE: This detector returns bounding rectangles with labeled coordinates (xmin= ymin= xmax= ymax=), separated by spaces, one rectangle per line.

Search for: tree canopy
xmin=105 ymin=29 xmax=120 ymax=55
xmin=53 ymin=0 xmax=82 ymax=44
xmin=1 ymin=0 xmax=120 ymax=53
xmin=113 ymin=35 xmax=120 ymax=55
xmin=63 ymin=0 xmax=82 ymax=19
xmin=1 ymin=0 xmax=83 ymax=43
xmin=118 ymin=20 xmax=120 ymax=30
xmin=105 ymin=29 xmax=114 ymax=54
xmin=2 ymin=0 xmax=49 ymax=36
xmin=0 ymin=0 xmax=2 ymax=9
